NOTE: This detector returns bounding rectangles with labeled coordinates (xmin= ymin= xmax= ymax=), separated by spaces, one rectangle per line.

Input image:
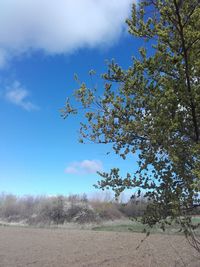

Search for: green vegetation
xmin=93 ymin=221 xmax=147 ymax=233
xmin=63 ymin=0 xmax=200 ymax=251
xmin=93 ymin=217 xmax=200 ymax=235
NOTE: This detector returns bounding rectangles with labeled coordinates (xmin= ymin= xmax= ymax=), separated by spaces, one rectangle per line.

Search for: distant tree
xmin=63 ymin=0 xmax=200 ymax=251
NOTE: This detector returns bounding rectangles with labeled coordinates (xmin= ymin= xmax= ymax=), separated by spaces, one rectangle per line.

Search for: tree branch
xmin=173 ymin=0 xmax=199 ymax=142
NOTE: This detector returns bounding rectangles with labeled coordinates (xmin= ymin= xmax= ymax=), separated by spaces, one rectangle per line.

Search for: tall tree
xmin=63 ymin=0 xmax=200 ymax=250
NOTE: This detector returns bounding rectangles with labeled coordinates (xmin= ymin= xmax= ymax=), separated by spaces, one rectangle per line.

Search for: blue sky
xmin=0 ymin=0 xmax=142 ymax=196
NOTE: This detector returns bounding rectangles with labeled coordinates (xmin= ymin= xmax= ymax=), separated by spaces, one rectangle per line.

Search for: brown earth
xmin=0 ymin=226 xmax=199 ymax=267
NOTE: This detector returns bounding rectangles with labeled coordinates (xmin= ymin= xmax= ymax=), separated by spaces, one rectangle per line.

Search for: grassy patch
xmin=192 ymin=217 xmax=200 ymax=224
xmin=92 ymin=220 xmax=155 ymax=233
xmin=93 ymin=223 xmax=144 ymax=233
xmin=92 ymin=217 xmax=200 ymax=235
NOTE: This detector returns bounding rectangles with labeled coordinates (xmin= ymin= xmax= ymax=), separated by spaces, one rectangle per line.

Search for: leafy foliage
xmin=63 ymin=0 xmax=200 ymax=250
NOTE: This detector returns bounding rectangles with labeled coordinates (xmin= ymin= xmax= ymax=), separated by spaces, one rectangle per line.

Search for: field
xmin=0 ymin=225 xmax=200 ymax=267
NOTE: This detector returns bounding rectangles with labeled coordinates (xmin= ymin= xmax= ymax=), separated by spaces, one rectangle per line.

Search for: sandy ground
xmin=0 ymin=226 xmax=199 ymax=267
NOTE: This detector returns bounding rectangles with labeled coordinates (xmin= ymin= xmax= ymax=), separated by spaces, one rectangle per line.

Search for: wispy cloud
xmin=4 ymin=81 xmax=39 ymax=111
xmin=0 ymin=0 xmax=133 ymax=67
xmin=65 ymin=160 xmax=103 ymax=175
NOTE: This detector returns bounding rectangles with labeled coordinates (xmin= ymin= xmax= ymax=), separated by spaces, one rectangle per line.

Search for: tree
xmin=63 ymin=0 xmax=200 ymax=251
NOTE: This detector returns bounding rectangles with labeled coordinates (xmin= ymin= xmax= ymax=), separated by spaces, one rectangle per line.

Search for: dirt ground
xmin=0 ymin=226 xmax=199 ymax=267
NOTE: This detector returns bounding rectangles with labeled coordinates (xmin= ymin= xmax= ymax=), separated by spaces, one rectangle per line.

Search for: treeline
xmin=0 ymin=193 xmax=148 ymax=225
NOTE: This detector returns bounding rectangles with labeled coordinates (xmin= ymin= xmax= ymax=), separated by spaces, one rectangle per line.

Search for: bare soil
xmin=0 ymin=226 xmax=199 ymax=267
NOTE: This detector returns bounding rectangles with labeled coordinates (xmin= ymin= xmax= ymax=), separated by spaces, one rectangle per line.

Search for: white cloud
xmin=65 ymin=159 xmax=103 ymax=174
xmin=4 ymin=81 xmax=39 ymax=111
xmin=0 ymin=0 xmax=133 ymax=67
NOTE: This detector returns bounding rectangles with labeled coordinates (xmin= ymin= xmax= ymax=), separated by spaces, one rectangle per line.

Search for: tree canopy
xmin=63 ymin=0 xmax=200 ymax=250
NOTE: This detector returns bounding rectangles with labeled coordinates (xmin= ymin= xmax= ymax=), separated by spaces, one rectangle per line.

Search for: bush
xmin=91 ymin=201 xmax=124 ymax=220
xmin=0 ymin=192 xmax=149 ymax=225
xmin=119 ymin=196 xmax=148 ymax=217
xmin=73 ymin=206 xmax=99 ymax=224
xmin=34 ymin=196 xmax=66 ymax=224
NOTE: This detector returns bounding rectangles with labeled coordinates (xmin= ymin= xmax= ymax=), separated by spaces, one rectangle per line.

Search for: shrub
xmin=91 ymin=201 xmax=124 ymax=220
xmin=73 ymin=206 xmax=99 ymax=224
xmin=0 ymin=192 xmax=149 ymax=225
xmin=35 ymin=196 xmax=66 ymax=224
xmin=119 ymin=196 xmax=148 ymax=217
